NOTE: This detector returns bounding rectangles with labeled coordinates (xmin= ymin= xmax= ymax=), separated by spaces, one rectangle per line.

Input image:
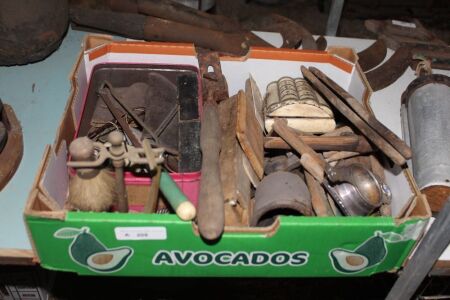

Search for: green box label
xmin=43 ymin=219 xmax=425 ymax=276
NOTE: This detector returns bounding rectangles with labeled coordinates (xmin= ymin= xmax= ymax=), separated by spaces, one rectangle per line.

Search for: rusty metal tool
xmin=109 ymin=0 xmax=241 ymax=33
xmin=67 ymin=136 xmax=117 ymax=212
xmin=102 ymin=81 xmax=159 ymax=144
xmin=365 ymin=47 xmax=412 ymax=91
xmin=196 ymin=50 xmax=228 ymax=240
xmin=357 ymin=39 xmax=387 ymax=72
xmin=70 ymin=7 xmax=269 ymax=56
xmin=309 ymin=66 xmax=412 ymax=159
xmin=364 ymin=19 xmax=450 ymax=80
xmin=365 ymin=19 xmax=446 ymax=50
xmin=98 ymin=85 xmax=141 ymax=147
xmin=316 ymin=36 xmax=327 ymax=51
xmin=301 ymin=66 xmax=406 ymax=166
xmin=98 ymin=82 xmax=179 ymax=155
xmin=68 ymin=131 xmax=165 ymax=213
xmin=241 ymin=13 xmax=315 ymax=49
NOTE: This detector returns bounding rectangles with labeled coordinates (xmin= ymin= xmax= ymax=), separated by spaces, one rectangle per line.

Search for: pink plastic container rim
xmin=72 ymin=62 xmax=203 ymax=208
xmin=126 ymin=171 xmax=200 ymax=207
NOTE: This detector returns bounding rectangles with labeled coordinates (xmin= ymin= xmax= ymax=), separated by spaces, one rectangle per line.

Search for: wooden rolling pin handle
xmin=272 ymin=118 xmax=326 ymax=182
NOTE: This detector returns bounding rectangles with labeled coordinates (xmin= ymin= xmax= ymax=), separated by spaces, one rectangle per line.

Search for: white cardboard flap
xmin=40 ymin=141 xmax=69 ymax=209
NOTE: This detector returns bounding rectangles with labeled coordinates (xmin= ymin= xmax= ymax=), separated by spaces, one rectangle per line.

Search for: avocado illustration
xmin=70 ymin=228 xmax=107 ymax=266
xmin=330 ymin=232 xmax=387 ymax=274
xmin=331 ymin=250 xmax=369 ymax=273
xmin=86 ymin=248 xmax=133 ymax=272
xmin=55 ymin=227 xmax=133 ymax=273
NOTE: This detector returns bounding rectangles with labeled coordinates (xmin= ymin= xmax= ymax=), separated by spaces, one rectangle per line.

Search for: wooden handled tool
xmin=301 ymin=66 xmax=407 ymax=166
xmin=69 ymin=8 xmax=266 ymax=56
xmin=142 ymin=134 xmax=196 ymax=220
xmin=309 ymin=66 xmax=412 ymax=159
xmin=304 ymin=171 xmax=334 ymax=216
xmin=197 ymin=103 xmax=224 ymax=240
xmin=196 ymin=50 xmax=228 ymax=240
xmin=264 ymin=134 xmax=373 ymax=153
xmin=273 ymin=118 xmax=327 ymax=182
xmin=159 ymin=171 xmax=196 ymax=221
xmin=109 ymin=0 xmax=241 ymax=33
xmin=272 ymin=120 xmax=338 ymax=216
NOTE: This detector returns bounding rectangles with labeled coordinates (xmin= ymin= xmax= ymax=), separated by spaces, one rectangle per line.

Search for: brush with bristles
xmin=67 ymin=136 xmax=117 ymax=212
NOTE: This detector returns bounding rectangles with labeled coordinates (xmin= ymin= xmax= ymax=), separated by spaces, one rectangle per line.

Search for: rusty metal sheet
xmin=357 ymin=39 xmax=387 ymax=72
xmin=365 ymin=47 xmax=411 ymax=91
xmin=242 ymin=13 xmax=317 ymax=50
xmin=316 ymin=36 xmax=327 ymax=51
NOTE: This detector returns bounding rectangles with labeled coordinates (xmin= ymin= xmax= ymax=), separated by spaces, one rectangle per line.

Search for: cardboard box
xmin=24 ymin=35 xmax=430 ymax=277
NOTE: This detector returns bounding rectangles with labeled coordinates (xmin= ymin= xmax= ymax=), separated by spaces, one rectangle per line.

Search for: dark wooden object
xmin=69 ymin=7 xmax=267 ymax=56
xmin=219 ymin=96 xmax=250 ymax=227
xmin=236 ymin=91 xmax=264 ymax=179
xmin=310 ymin=66 xmax=412 ymax=159
xmin=196 ymin=51 xmax=228 ymax=240
xmin=109 ymin=0 xmax=241 ymax=32
xmin=264 ymin=134 xmax=373 ymax=153
xmin=273 ymin=119 xmax=326 ymax=182
xmin=197 ymin=103 xmax=224 ymax=240
xmin=301 ymin=66 xmax=406 ymax=166
xmin=305 ymin=171 xmax=333 ymax=216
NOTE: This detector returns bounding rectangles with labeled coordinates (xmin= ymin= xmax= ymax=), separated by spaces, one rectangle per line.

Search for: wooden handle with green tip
xmin=159 ymin=171 xmax=196 ymax=221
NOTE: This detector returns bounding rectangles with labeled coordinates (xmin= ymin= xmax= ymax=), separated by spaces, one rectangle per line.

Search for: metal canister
xmin=401 ymin=74 xmax=450 ymax=212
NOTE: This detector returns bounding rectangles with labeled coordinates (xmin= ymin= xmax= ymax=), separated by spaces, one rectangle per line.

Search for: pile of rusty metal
xmin=360 ymin=19 xmax=449 ymax=91
xmin=68 ymin=0 xmax=327 ymax=55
